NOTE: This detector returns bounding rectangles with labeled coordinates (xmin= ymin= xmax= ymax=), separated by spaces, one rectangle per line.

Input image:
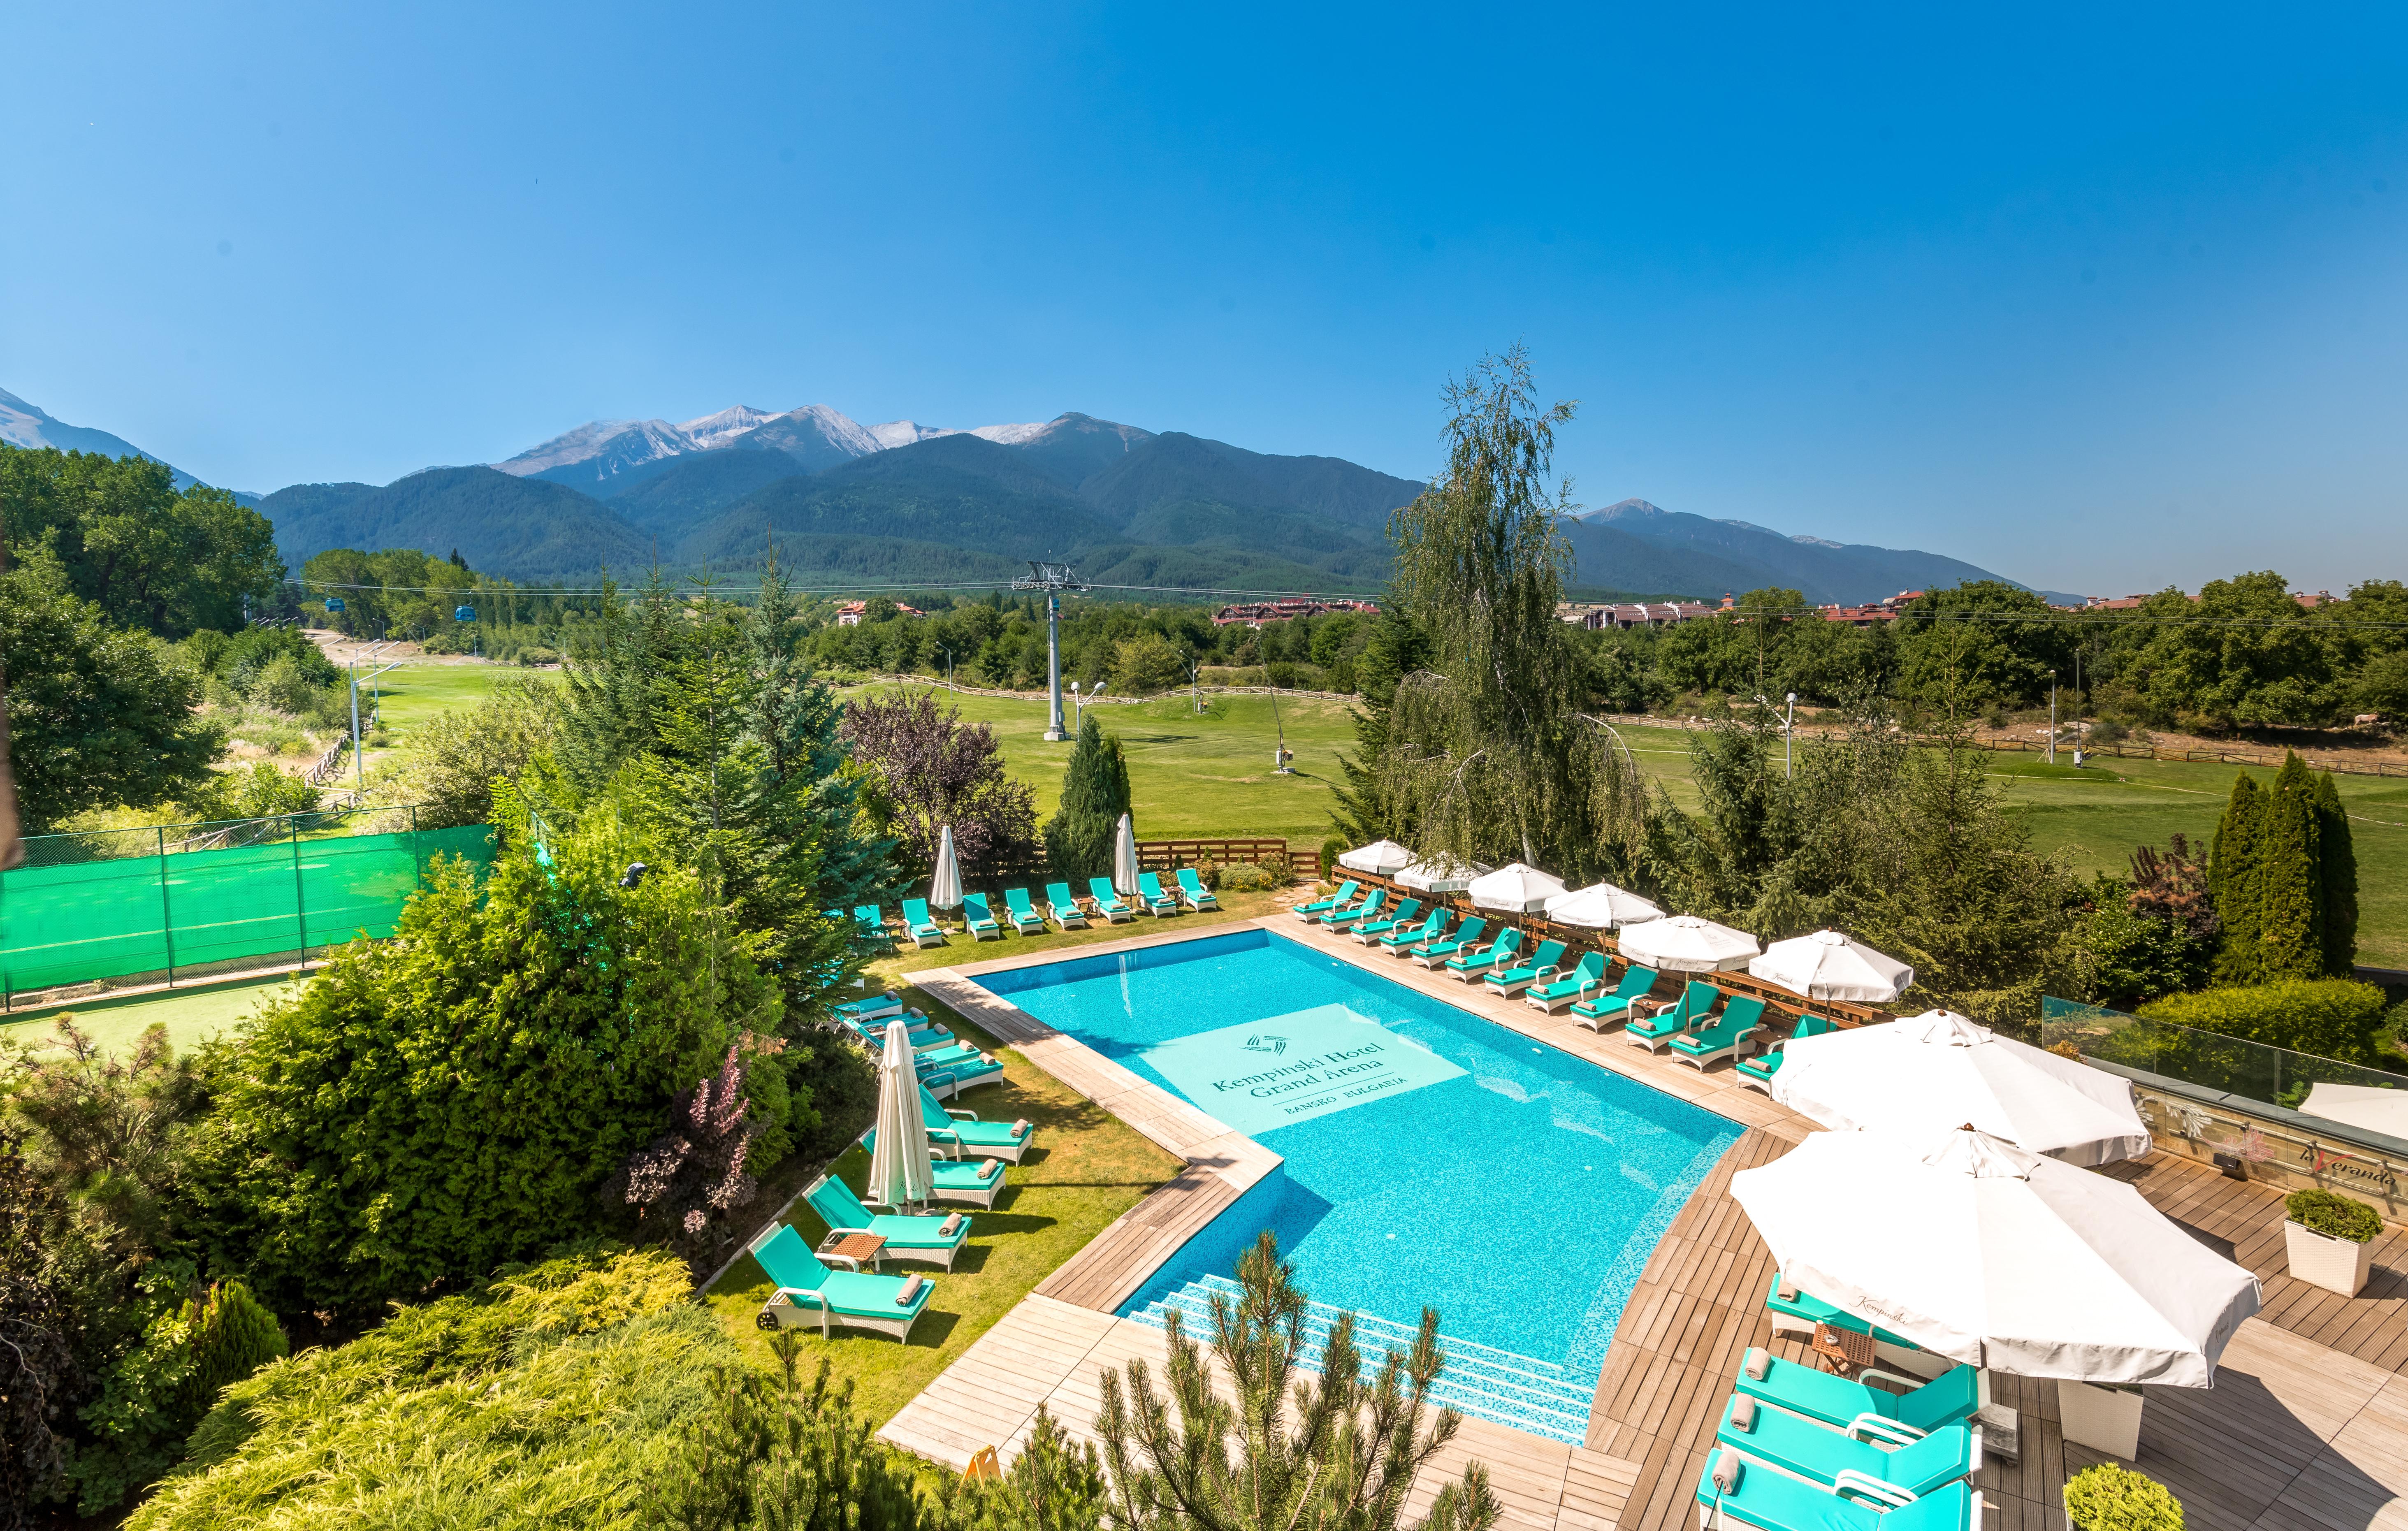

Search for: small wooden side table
xmin=1809 ymin=1322 xmax=1877 ymax=1378
xmin=820 ymin=1232 xmax=887 ymax=1271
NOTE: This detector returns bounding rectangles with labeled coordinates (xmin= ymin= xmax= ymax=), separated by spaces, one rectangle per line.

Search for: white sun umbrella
xmin=1617 ymin=913 xmax=1761 ymax=972
xmin=1112 ymin=812 xmax=1141 ymax=896
xmin=1773 ymin=1009 xmax=2151 ymax=1166
xmin=1543 ymin=882 xmax=1665 ymax=930
xmin=1730 ymin=1128 xmax=2261 ymax=1385
xmin=928 ymin=824 xmax=963 ymax=912
xmin=2301 ymin=1081 xmax=2408 ymax=1138
xmin=1338 ymin=839 xmax=1415 ymax=876
xmin=1467 ymin=862 xmax=1566 ymax=914
xmin=866 ymin=1018 xmax=935 ymax=1211
xmin=1397 ymin=856 xmax=1490 ymax=893
xmin=1749 ymin=929 xmax=1912 ymax=1004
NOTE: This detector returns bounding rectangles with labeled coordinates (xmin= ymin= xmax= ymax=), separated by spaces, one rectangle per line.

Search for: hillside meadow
xmin=357 ymin=663 xmax=2408 ymax=966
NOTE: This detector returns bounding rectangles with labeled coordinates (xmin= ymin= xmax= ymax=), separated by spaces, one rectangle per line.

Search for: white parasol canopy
xmin=866 ymin=1019 xmax=935 ymax=1210
xmin=2301 ymin=1081 xmax=2408 ymax=1139
xmin=1543 ymin=882 xmax=1665 ymax=930
xmin=1338 ymin=839 xmax=1415 ymax=875
xmin=1773 ymin=1009 xmax=2151 ymax=1166
xmin=1749 ymin=929 xmax=1913 ymax=1003
xmin=1730 ymin=1128 xmax=2261 ymax=1386
xmin=928 ymin=824 xmax=963 ymax=911
xmin=1467 ymin=862 xmax=1567 ymax=913
xmin=1113 ymin=812 xmax=1141 ymax=895
xmin=1617 ymin=914 xmax=1761 ymax=972
xmin=1397 ymin=856 xmax=1490 ymax=893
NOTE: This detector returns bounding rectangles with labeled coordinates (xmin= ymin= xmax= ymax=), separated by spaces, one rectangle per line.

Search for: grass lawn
xmin=0 ymin=972 xmax=301 ymax=1058
xmin=701 ymin=893 xmax=1290 ymax=1427
xmin=365 ymin=662 xmax=541 ymax=743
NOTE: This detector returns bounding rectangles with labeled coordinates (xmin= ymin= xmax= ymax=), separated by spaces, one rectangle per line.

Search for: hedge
xmin=2137 ymin=979 xmax=2390 ymax=1064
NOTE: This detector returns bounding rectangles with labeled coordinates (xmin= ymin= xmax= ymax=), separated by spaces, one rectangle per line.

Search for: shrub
xmin=647 ymin=1349 xmax=922 ymax=1531
xmin=177 ymin=761 xmax=321 ymax=824
xmin=1218 ymin=862 xmax=1281 ymax=893
xmin=2285 ymin=1188 xmax=2382 ymax=1243
xmin=2063 ymin=1463 xmax=2182 ymax=1531
xmin=2137 ymin=979 xmax=2391 ymax=1064
xmin=1320 ymin=837 xmax=1346 ymax=879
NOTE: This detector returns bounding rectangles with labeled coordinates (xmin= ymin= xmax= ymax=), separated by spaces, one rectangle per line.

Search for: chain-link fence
xmin=1 ymin=807 xmax=494 ymax=1004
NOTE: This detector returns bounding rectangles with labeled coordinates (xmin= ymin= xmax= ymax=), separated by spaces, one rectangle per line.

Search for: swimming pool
xmin=976 ymin=927 xmax=1740 ymax=1441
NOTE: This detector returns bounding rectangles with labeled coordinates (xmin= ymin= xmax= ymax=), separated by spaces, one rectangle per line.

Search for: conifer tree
xmin=2209 ymin=773 xmax=2266 ymax=985
xmin=2312 ymin=770 xmax=2359 ymax=976
xmin=1043 ymin=712 xmax=1131 ymax=878
xmin=183 ymin=1280 xmax=288 ymax=1413
xmin=2255 ymin=753 xmax=2325 ymax=981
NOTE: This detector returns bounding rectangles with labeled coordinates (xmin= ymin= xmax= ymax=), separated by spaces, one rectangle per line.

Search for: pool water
xmin=977 ymin=927 xmax=1740 ymax=1441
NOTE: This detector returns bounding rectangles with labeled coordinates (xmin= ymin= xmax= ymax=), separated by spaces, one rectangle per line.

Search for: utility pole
xmin=2048 ymin=673 xmax=2058 ymax=766
xmin=1269 ymin=685 xmax=1293 ymax=774
xmin=1188 ymin=653 xmax=1201 ymax=714
xmin=1013 ymin=560 xmax=1088 ymax=741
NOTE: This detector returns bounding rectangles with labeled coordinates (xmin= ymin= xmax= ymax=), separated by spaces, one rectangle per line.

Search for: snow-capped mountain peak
xmin=867 ymin=420 xmax=959 ymax=450
xmin=677 ymin=405 xmax=780 ymax=450
xmin=969 ymin=421 xmax=1051 ymax=445
xmin=495 ymin=418 xmax=691 ymax=478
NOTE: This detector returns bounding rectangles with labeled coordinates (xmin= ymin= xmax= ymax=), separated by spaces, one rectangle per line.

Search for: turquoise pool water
xmin=977 ymin=927 xmax=1740 ymax=1441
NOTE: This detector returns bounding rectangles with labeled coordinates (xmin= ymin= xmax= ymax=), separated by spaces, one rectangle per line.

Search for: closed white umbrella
xmin=1113 ymin=812 xmax=1141 ymax=895
xmin=1338 ymin=839 xmax=1415 ymax=875
xmin=1772 ymin=1009 xmax=2151 ymax=1166
xmin=1617 ymin=913 xmax=1761 ymax=972
xmin=866 ymin=1018 xmax=935 ymax=1211
xmin=928 ymin=824 xmax=963 ymax=912
xmin=1466 ymin=862 xmax=1566 ymax=914
xmin=1397 ymin=856 xmax=1490 ymax=894
xmin=1730 ymin=1127 xmax=2260 ymax=1385
xmin=2301 ymin=1081 xmax=2408 ymax=1138
xmin=1543 ymin=882 xmax=1665 ymax=930
xmin=1749 ymin=929 xmax=1912 ymax=1004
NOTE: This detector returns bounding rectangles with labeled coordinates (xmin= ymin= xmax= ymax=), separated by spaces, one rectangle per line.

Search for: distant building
xmin=835 ymin=600 xmax=926 ymax=627
xmin=1556 ymin=600 xmax=1717 ymax=630
xmin=1211 ymin=598 xmax=1379 ymax=628
xmin=2084 ymin=595 xmax=2149 ymax=611
xmin=2294 ymin=590 xmax=2336 ymax=608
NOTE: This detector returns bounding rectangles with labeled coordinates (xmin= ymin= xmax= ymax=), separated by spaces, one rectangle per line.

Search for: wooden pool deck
xmin=881 ymin=915 xmax=2408 ymax=1529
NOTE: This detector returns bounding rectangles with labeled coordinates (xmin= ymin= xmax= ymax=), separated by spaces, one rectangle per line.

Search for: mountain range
xmin=2 ymin=385 xmax=2078 ymax=604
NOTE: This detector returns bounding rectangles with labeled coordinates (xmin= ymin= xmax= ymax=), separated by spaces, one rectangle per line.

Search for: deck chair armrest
xmin=1844 ymin=1412 xmax=1927 ymax=1445
xmin=1830 ymin=1470 xmax=1916 ymax=1508
xmin=773 ymin=1285 xmax=831 ymax=1310
xmin=1533 ymin=965 xmax=1561 ymax=982
xmin=1855 ymin=1366 xmax=1925 ymax=1392
xmin=945 ymin=1106 xmax=979 ymax=1120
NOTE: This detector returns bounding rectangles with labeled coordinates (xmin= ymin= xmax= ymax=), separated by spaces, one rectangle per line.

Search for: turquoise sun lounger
xmin=1762 ymin=1276 xmax=1928 ymax=1365
xmin=748 ymin=1223 xmax=934 ymax=1340
xmin=802 ymin=1174 xmax=973 ymax=1269
xmin=917 ymin=1081 xmax=1033 ymax=1163
xmin=1352 ymin=897 xmax=1422 ymax=944
xmin=1695 ymin=1448 xmax=1982 ymax=1531
xmin=960 ymin=892 xmax=1002 ymax=941
xmin=835 ymin=990 xmax=905 ymax=1026
xmin=1715 ymin=1393 xmax=1979 ymax=1501
xmin=900 ymin=898 xmax=946 ymax=948
xmin=1410 ymin=915 xmax=1485 ymax=967
xmin=1318 ymin=887 xmax=1383 ymax=930
xmin=1626 ymin=979 xmax=1720 ymax=1049
xmin=1045 ymin=882 xmax=1089 ymax=929
xmin=1732 ymin=1348 xmax=1982 ymax=1443
xmin=1001 ymin=887 xmax=1047 ymax=935
xmin=858 ymin=1132 xmax=1010 ymax=1208
xmin=1088 ymin=877 xmax=1134 ymax=922
xmin=1671 ymin=995 xmax=1766 ymax=1070
xmin=1135 ymin=872 xmax=1181 ymax=916
xmin=1737 ymin=1013 xmax=1833 ymax=1093
xmin=1292 ymin=880 xmax=1359 ymax=920
xmin=1378 ymin=908 xmax=1451 ymax=953
xmin=1524 ymin=951 xmax=1607 ymax=1013
xmin=1570 ymin=965 xmax=1657 ymax=1030
xmin=1174 ymin=867 xmax=1220 ymax=911
xmin=1444 ymin=926 xmax=1522 ymax=982
xmin=1485 ymin=937 xmax=1568 ymax=998
xmin=848 ymin=1012 xmax=951 ymax=1051
xmin=852 ymin=905 xmax=893 ymax=947
xmin=914 ymin=1043 xmax=1005 ymax=1100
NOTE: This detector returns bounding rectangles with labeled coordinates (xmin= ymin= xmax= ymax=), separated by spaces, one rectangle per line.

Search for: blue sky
xmin=4 ymin=2 xmax=2405 ymax=594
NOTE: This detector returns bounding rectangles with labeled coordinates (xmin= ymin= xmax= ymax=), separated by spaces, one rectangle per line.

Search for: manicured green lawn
xmin=0 ymin=973 xmax=301 ymax=1058
xmin=701 ymin=951 xmax=1197 ymax=1428
xmin=364 ymin=662 xmax=540 ymax=742
xmin=851 ymin=684 xmax=1360 ymax=848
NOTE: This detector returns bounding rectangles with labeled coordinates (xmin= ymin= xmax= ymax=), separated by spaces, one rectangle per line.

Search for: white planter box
xmin=2057 ymin=1378 xmax=2144 ymax=1460
xmin=2285 ymin=1219 xmax=2375 ymax=1297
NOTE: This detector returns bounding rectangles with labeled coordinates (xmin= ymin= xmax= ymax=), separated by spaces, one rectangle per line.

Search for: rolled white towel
xmin=895 ymin=1274 xmax=926 ymax=1306
xmin=938 ymin=1213 xmax=964 ymax=1237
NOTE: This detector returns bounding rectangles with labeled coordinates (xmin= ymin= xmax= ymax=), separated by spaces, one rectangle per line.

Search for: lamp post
xmin=1785 ymin=691 xmax=1796 ymax=779
xmin=2048 ymin=671 xmax=2058 ymax=766
xmin=1187 ymin=652 xmax=1202 ymax=714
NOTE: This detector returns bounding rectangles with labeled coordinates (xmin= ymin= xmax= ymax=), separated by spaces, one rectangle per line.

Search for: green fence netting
xmin=1 ymin=807 xmax=494 ymax=999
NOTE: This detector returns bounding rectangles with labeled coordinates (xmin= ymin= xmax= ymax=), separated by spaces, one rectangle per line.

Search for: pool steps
xmin=1128 ymin=1274 xmax=1594 ymax=1444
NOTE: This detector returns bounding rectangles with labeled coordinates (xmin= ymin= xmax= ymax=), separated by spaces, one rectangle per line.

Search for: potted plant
xmin=2283 ymin=1188 xmax=2383 ymax=1297
xmin=2064 ymin=1463 xmax=2182 ymax=1530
